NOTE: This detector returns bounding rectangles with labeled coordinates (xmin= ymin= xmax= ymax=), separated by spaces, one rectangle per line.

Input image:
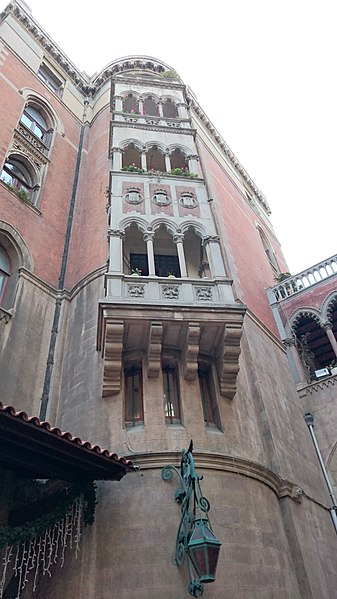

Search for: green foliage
xmin=160 ymin=69 xmax=181 ymax=82
xmin=121 ymin=165 xmax=145 ymax=173
xmin=169 ymin=168 xmax=198 ymax=178
xmin=0 ymin=482 xmax=97 ymax=549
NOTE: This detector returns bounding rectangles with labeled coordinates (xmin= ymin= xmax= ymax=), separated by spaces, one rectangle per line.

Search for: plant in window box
xmin=131 ymin=268 xmax=142 ymax=276
xmin=167 ymin=272 xmax=176 ymax=278
xmin=169 ymin=168 xmax=198 ymax=179
xmin=121 ymin=165 xmax=145 ymax=173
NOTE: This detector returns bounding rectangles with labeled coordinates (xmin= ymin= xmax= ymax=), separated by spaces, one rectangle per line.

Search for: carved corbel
xmin=219 ymin=323 xmax=243 ymax=399
xmin=102 ymin=321 xmax=124 ymax=397
xmin=183 ymin=323 xmax=200 ymax=381
xmin=147 ymin=321 xmax=163 ymax=378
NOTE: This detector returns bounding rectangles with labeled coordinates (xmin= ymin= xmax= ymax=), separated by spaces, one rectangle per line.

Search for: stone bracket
xmin=219 ymin=323 xmax=243 ymax=399
xmin=183 ymin=323 xmax=200 ymax=381
xmin=102 ymin=321 xmax=124 ymax=397
xmin=147 ymin=321 xmax=163 ymax=378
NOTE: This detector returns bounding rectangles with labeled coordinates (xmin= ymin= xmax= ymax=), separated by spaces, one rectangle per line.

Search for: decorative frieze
xmin=11 ymin=129 xmax=49 ymax=171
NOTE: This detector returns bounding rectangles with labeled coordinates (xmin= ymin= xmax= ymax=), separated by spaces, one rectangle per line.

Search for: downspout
xmin=39 ymin=103 xmax=88 ymax=421
xmin=304 ymin=412 xmax=337 ymax=534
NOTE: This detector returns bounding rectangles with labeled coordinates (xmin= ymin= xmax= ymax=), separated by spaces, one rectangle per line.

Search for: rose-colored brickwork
xmin=198 ymin=138 xmax=288 ymax=336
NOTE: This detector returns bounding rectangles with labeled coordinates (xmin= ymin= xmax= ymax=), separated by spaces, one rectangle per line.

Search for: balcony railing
xmin=268 ymin=254 xmax=337 ymax=303
xmin=114 ymin=113 xmax=191 ymax=129
xmin=105 ymin=273 xmax=235 ymax=306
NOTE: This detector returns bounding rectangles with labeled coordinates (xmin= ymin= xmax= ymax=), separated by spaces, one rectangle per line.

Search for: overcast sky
xmin=3 ymin=0 xmax=336 ymax=274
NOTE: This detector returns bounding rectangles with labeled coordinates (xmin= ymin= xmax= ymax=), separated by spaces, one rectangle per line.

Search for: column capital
xmin=176 ymin=102 xmax=188 ymax=108
xmin=173 ymin=233 xmax=185 ymax=244
xmin=114 ymin=94 xmax=123 ymax=100
xmin=143 ymin=231 xmax=155 ymax=242
xmin=283 ymin=337 xmax=296 ymax=348
xmin=322 ymin=321 xmax=332 ymax=331
xmin=109 ymin=229 xmax=125 ymax=239
xmin=187 ymin=154 xmax=199 ymax=161
xmin=202 ymin=235 xmax=220 ymax=246
xmin=111 ymin=146 xmax=123 ymax=154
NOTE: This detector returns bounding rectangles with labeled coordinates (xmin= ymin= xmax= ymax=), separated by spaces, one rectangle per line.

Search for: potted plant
xmin=131 ymin=268 xmax=142 ymax=276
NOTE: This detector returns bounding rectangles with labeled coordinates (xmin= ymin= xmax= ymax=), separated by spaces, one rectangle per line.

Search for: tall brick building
xmin=0 ymin=1 xmax=336 ymax=598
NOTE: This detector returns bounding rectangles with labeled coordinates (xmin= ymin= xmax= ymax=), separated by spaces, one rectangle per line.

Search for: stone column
xmin=111 ymin=147 xmax=123 ymax=171
xmin=323 ymin=322 xmax=337 ymax=358
xmin=109 ymin=229 xmax=125 ymax=273
xmin=138 ymin=98 xmax=144 ymax=115
xmin=141 ymin=149 xmax=147 ymax=171
xmin=144 ymin=231 xmax=156 ymax=276
xmin=177 ymin=102 xmax=188 ymax=118
xmin=165 ymin=152 xmax=171 ymax=173
xmin=158 ymin=100 xmax=164 ymax=117
xmin=114 ymin=95 xmax=123 ymax=112
xmin=202 ymin=236 xmax=226 ymax=277
xmin=187 ymin=154 xmax=199 ymax=174
xmin=283 ymin=337 xmax=307 ymax=384
xmin=174 ymin=233 xmax=187 ymax=277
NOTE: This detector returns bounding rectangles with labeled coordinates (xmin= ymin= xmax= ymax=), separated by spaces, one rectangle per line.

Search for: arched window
xmin=257 ymin=226 xmax=279 ymax=272
xmin=170 ymin=148 xmax=188 ymax=171
xmin=1 ymin=155 xmax=38 ymax=202
xmin=19 ymin=102 xmax=53 ymax=149
xmin=147 ymin=146 xmax=166 ymax=172
xmin=123 ymin=94 xmax=139 ymax=113
xmin=0 ymin=246 xmax=11 ymax=304
xmin=162 ymin=99 xmax=178 ymax=118
xmin=122 ymin=143 xmax=142 ymax=170
xmin=143 ymin=96 xmax=159 ymax=116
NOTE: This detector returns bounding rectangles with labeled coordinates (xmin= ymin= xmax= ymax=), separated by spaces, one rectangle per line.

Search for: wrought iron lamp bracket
xmin=161 ymin=442 xmax=220 ymax=598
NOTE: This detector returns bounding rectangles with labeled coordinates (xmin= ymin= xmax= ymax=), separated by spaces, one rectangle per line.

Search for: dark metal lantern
xmin=188 ymin=518 xmax=221 ymax=583
xmin=161 ymin=441 xmax=221 ymax=597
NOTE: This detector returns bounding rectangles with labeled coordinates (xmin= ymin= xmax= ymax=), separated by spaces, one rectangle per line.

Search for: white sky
xmin=3 ymin=0 xmax=336 ymax=274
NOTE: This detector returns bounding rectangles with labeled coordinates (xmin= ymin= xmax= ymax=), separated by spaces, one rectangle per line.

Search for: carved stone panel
xmin=195 ymin=287 xmax=212 ymax=301
xmin=128 ymin=284 xmax=145 ymax=298
xmin=162 ymin=285 xmax=179 ymax=300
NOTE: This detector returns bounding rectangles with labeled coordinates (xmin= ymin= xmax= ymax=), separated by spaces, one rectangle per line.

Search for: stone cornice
xmin=297 ymin=373 xmax=337 ymax=397
xmin=188 ymin=93 xmax=271 ymax=215
xmin=1 ymin=3 xmax=178 ymax=97
xmin=1 ymin=2 xmax=90 ymax=92
xmin=126 ymin=450 xmax=303 ymax=503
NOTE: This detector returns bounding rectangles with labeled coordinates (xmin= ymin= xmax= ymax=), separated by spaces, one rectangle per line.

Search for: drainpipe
xmin=39 ymin=108 xmax=87 ymax=421
xmin=304 ymin=412 xmax=337 ymax=534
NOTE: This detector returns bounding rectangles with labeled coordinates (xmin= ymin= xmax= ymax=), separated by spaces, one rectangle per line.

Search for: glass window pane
xmin=163 ymin=365 xmax=181 ymax=423
xmin=125 ymin=367 xmax=143 ymax=425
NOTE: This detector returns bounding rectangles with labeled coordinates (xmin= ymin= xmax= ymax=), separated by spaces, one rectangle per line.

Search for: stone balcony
xmin=113 ymin=113 xmax=191 ymax=130
xmin=105 ymin=273 xmax=235 ymax=306
xmin=267 ymin=254 xmax=337 ymax=304
xmin=97 ymin=274 xmax=246 ymax=400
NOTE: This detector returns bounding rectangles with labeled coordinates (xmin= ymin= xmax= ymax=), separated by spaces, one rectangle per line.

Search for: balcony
xmin=267 ymin=254 xmax=337 ymax=303
xmin=97 ymin=274 xmax=246 ymax=400
xmin=114 ymin=112 xmax=191 ymax=130
xmin=105 ymin=273 xmax=234 ymax=306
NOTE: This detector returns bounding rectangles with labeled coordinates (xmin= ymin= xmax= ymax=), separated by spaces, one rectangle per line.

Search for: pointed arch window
xmin=0 ymin=246 xmax=11 ymax=303
xmin=1 ymin=156 xmax=38 ymax=203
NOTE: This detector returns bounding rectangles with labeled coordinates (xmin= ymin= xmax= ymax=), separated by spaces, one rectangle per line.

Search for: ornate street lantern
xmin=161 ymin=441 xmax=221 ymax=597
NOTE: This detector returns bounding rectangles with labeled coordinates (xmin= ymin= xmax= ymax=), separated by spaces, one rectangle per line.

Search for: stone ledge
xmin=126 ymin=450 xmax=305 ymax=504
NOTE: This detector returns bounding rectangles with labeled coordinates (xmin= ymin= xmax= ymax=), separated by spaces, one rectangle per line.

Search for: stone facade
xmin=0 ymin=2 xmax=336 ymax=598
